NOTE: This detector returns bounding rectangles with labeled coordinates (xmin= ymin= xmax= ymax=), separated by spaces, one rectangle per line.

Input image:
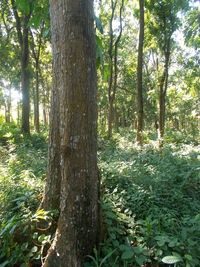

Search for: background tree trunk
xmin=11 ymin=0 xmax=31 ymax=134
xmin=34 ymin=63 xmax=40 ymax=132
xmin=136 ymin=0 xmax=144 ymax=145
xmin=21 ymin=24 xmax=30 ymax=134
xmin=108 ymin=0 xmax=124 ymax=138
xmin=43 ymin=0 xmax=99 ymax=266
xmin=158 ymin=50 xmax=170 ymax=148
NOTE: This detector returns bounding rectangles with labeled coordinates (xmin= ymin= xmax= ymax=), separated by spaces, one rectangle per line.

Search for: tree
xmin=41 ymin=0 xmax=99 ymax=265
xmin=184 ymin=5 xmax=200 ymax=50
xmin=30 ymin=25 xmax=44 ymax=132
xmin=146 ymin=0 xmax=189 ymax=147
xmin=136 ymin=0 xmax=144 ymax=145
xmin=107 ymin=0 xmax=124 ymax=138
xmin=11 ymin=0 xmax=32 ymax=134
xmin=0 ymin=0 xmax=20 ymax=123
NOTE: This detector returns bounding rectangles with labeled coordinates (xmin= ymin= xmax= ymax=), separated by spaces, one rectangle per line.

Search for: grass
xmin=0 ymin=122 xmax=200 ymax=266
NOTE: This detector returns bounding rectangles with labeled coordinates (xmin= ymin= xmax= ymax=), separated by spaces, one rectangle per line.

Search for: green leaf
xmin=16 ymin=0 xmax=30 ymax=15
xmin=31 ymin=246 xmax=38 ymax=253
xmin=0 ymin=261 xmax=10 ymax=267
xmin=9 ymin=224 xmax=17 ymax=235
xmin=38 ymin=234 xmax=45 ymax=242
xmin=23 ymin=225 xmax=29 ymax=233
xmin=121 ymin=248 xmax=134 ymax=260
xmin=99 ymin=249 xmax=116 ymax=267
xmin=95 ymin=16 xmax=103 ymax=34
xmin=135 ymin=255 xmax=147 ymax=266
xmin=119 ymin=244 xmax=130 ymax=251
xmin=133 ymin=246 xmax=141 ymax=254
xmin=32 ymin=232 xmax=38 ymax=239
xmin=110 ymin=233 xmax=116 ymax=239
xmin=162 ymin=255 xmax=183 ymax=264
xmin=184 ymin=254 xmax=193 ymax=261
xmin=21 ymin=242 xmax=28 ymax=251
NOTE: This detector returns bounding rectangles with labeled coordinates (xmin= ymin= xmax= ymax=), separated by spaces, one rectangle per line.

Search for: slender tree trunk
xmin=158 ymin=91 xmax=166 ymax=146
xmin=42 ymin=85 xmax=49 ymax=126
xmin=107 ymin=1 xmax=115 ymax=139
xmin=5 ymin=86 xmax=12 ymax=123
xmin=43 ymin=102 xmax=47 ymax=126
xmin=43 ymin=1 xmax=98 ymax=266
xmin=115 ymin=105 xmax=119 ymax=132
xmin=158 ymin=15 xmax=171 ymax=148
xmin=34 ymin=62 xmax=40 ymax=132
xmin=11 ymin=0 xmax=31 ymax=134
xmin=158 ymin=50 xmax=170 ymax=148
xmin=108 ymin=98 xmax=114 ymax=137
xmin=21 ymin=30 xmax=30 ymax=134
xmin=108 ymin=0 xmax=124 ymax=138
xmin=136 ymin=0 xmax=144 ymax=145
xmin=30 ymin=27 xmax=44 ymax=132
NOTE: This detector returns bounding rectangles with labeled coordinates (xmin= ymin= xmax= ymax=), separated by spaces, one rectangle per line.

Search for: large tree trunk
xmin=43 ymin=0 xmax=99 ymax=266
xmin=39 ymin=85 xmax=61 ymax=211
xmin=136 ymin=0 xmax=144 ymax=145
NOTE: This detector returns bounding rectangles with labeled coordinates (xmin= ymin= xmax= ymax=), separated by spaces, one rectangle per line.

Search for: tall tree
xmin=136 ymin=0 xmax=144 ymax=145
xmin=146 ymin=0 xmax=189 ymax=147
xmin=11 ymin=0 xmax=32 ymax=134
xmin=41 ymin=0 xmax=99 ymax=265
xmin=30 ymin=25 xmax=45 ymax=132
xmin=107 ymin=0 xmax=124 ymax=138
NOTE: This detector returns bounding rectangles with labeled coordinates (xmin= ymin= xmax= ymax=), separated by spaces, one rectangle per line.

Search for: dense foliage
xmin=0 ymin=121 xmax=199 ymax=266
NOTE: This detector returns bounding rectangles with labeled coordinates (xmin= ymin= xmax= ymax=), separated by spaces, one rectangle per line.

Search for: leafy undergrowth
xmin=84 ymin=134 xmax=200 ymax=267
xmin=0 ymin=122 xmax=51 ymax=266
xmin=0 ymin=123 xmax=200 ymax=266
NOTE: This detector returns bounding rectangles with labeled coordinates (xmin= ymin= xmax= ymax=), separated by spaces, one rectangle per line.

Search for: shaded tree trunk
xmin=108 ymin=98 xmax=114 ymax=137
xmin=34 ymin=64 xmax=40 ymax=132
xmin=42 ymin=0 xmax=99 ymax=266
xmin=158 ymin=14 xmax=171 ymax=148
xmin=30 ymin=26 xmax=44 ymax=132
xmin=42 ymin=83 xmax=50 ymax=126
xmin=21 ymin=32 xmax=30 ymax=134
xmin=136 ymin=0 xmax=144 ymax=145
xmin=108 ymin=0 xmax=124 ymax=138
xmin=43 ymin=102 xmax=47 ymax=126
xmin=11 ymin=0 xmax=31 ymax=134
xmin=5 ymin=85 xmax=11 ymax=123
xmin=158 ymin=49 xmax=170 ymax=148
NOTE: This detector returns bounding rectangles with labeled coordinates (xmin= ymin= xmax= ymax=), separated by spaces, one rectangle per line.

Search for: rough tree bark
xmin=42 ymin=0 xmax=99 ymax=266
xmin=136 ymin=0 xmax=144 ymax=145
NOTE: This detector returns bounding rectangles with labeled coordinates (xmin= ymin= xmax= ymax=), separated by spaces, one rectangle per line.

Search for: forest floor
xmin=0 ymin=122 xmax=200 ymax=266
